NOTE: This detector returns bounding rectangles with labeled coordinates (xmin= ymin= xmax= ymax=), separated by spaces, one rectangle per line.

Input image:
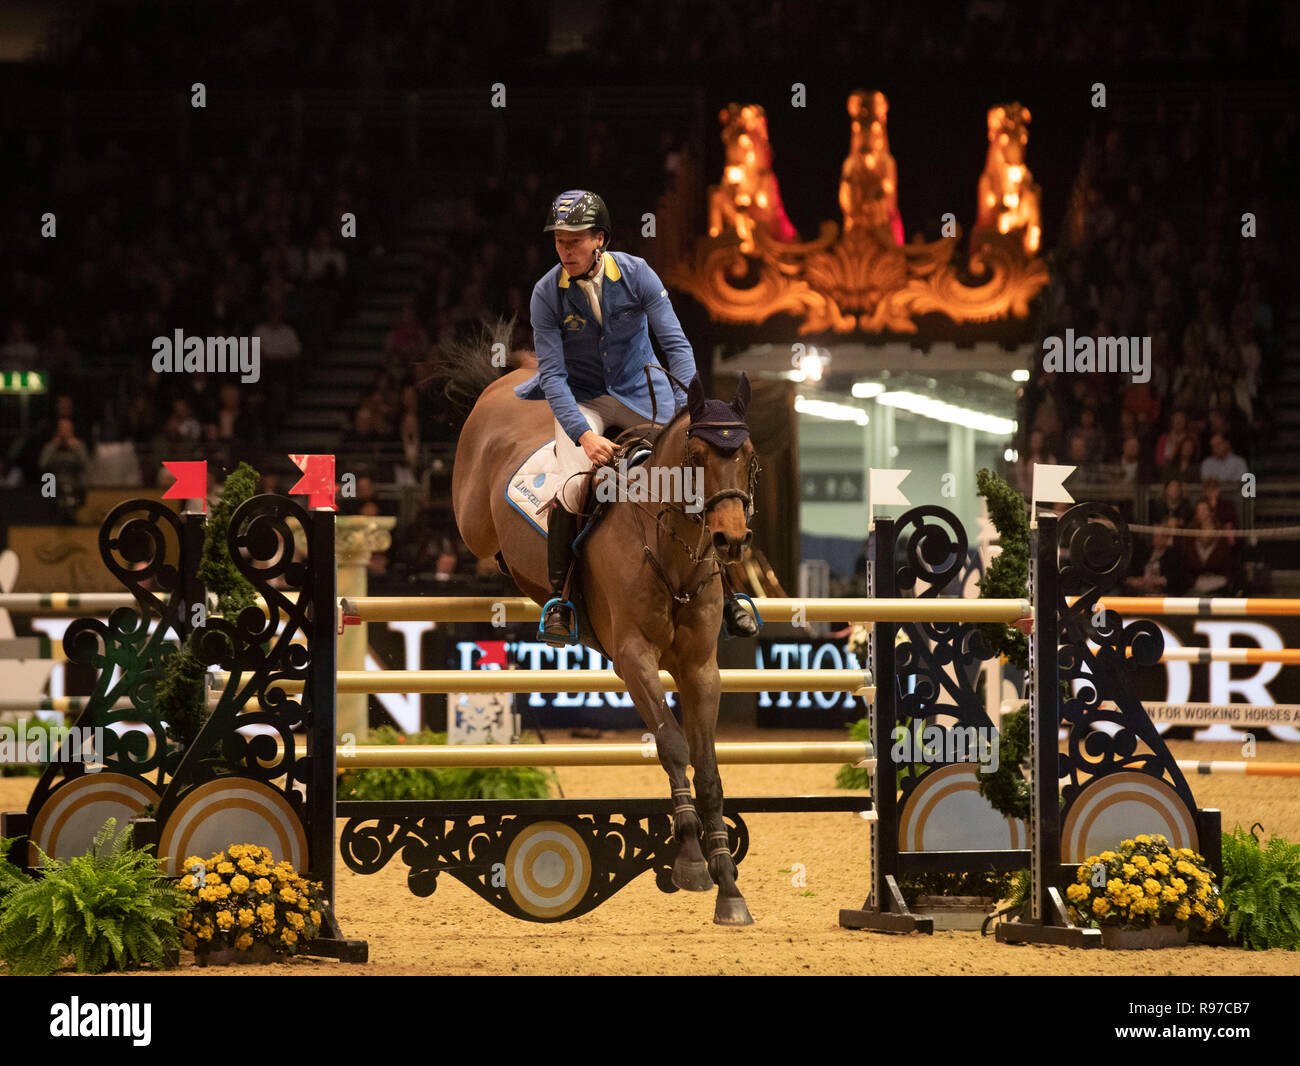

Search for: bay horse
xmin=445 ymin=329 xmax=759 ymax=925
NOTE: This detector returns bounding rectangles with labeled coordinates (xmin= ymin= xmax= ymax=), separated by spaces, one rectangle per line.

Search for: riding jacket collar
xmin=557 ymin=252 xmax=622 ymax=288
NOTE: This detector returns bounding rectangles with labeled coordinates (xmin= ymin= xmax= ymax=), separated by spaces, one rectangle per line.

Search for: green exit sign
xmin=0 ymin=371 xmax=47 ymax=393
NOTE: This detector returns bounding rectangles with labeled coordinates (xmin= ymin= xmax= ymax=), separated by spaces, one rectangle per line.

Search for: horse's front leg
xmin=676 ymin=655 xmax=753 ymax=926
xmin=615 ymin=637 xmax=712 ymax=893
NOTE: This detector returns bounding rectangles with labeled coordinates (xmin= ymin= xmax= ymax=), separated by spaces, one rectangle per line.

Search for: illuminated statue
xmin=975 ymin=103 xmax=1042 ymax=254
xmin=839 ymin=90 xmax=903 ymax=244
xmin=707 ymin=103 xmax=798 ymax=254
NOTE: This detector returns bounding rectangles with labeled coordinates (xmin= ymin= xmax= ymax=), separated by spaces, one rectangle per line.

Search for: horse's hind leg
xmin=678 ymin=661 xmax=753 ymax=926
xmin=617 ymin=641 xmax=711 ymax=892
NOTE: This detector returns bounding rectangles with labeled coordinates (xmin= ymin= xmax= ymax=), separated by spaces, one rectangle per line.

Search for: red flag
xmin=161 ymin=460 xmax=208 ymax=512
xmin=476 ymin=640 xmax=507 ymax=668
xmin=289 ymin=454 xmax=336 ymax=511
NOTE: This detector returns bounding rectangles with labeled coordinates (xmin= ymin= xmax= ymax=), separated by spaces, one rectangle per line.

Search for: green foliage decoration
xmin=1219 ymin=826 xmax=1300 ymax=951
xmin=975 ymin=468 xmax=1029 ymax=672
xmin=197 ymin=461 xmax=261 ymax=617
xmin=338 ymin=727 xmax=557 ymax=801
xmin=977 ymin=702 xmax=1031 ymax=821
xmin=0 ymin=819 xmax=187 ymax=975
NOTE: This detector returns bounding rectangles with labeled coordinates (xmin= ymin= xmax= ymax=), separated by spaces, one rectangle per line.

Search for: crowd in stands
xmin=0 ymin=113 xmax=386 ymax=515
xmin=2 ymin=1 xmax=1294 ymax=592
xmin=1014 ymin=99 xmax=1295 ymax=595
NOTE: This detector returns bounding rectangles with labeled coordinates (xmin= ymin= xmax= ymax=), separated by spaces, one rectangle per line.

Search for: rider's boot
xmin=721 ymin=572 xmax=758 ymax=638
xmin=542 ymin=504 xmax=580 ymax=645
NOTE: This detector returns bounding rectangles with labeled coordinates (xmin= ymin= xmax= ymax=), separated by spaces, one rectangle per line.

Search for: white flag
xmin=1032 ymin=463 xmax=1075 ymax=504
xmin=869 ymin=468 xmax=911 ymax=508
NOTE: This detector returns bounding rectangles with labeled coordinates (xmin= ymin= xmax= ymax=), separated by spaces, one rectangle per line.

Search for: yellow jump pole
xmin=230 ymin=669 xmax=876 ymax=696
xmin=339 ymin=596 xmax=1031 ymax=625
xmin=333 ymin=740 xmax=874 ymax=769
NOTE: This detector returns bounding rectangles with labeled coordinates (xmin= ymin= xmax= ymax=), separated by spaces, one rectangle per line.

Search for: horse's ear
xmin=732 ymin=373 xmax=751 ymax=417
xmin=687 ymin=376 xmax=706 ymax=419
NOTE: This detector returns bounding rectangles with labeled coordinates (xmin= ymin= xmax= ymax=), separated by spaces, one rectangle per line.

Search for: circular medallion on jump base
xmin=28 ymin=773 xmax=161 ymax=866
xmin=898 ymin=763 xmax=1028 ymax=852
xmin=503 ymin=820 xmax=593 ymax=920
xmin=157 ymin=778 xmax=308 ymax=876
xmin=1060 ymin=771 xmax=1198 ymax=863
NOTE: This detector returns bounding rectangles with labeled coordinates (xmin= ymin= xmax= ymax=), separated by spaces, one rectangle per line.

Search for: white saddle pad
xmin=505 ymin=441 xmax=654 ymax=536
xmin=506 ymin=442 xmax=563 ymax=535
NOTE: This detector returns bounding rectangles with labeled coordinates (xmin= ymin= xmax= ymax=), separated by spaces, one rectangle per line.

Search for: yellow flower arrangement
xmin=1067 ymin=834 xmax=1221 ymax=932
xmin=177 ymin=843 xmax=327 ymax=962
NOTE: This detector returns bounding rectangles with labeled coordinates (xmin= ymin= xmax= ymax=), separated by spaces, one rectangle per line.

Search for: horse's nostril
xmin=742 ymin=531 xmax=753 ymax=550
xmin=712 ymin=531 xmax=729 ymax=552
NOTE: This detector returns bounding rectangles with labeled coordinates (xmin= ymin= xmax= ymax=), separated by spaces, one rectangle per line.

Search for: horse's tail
xmin=425 ymin=315 xmax=521 ymax=417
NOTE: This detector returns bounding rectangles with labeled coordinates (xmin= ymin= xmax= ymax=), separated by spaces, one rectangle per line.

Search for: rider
xmin=515 ymin=188 xmax=759 ymax=644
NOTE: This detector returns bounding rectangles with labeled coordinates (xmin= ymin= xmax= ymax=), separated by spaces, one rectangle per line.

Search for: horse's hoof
xmin=714 ymin=896 xmax=754 ymax=926
xmin=672 ymin=860 xmax=713 ymax=893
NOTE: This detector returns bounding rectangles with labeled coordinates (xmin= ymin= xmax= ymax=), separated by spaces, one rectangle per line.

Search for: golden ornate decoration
xmin=975 ymin=103 xmax=1042 ymax=254
xmin=674 ymin=94 xmax=1049 ymax=334
xmin=707 ymin=103 xmax=798 ymax=255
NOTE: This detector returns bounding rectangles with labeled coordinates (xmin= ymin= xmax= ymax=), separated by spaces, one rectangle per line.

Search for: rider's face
xmin=555 ymin=229 xmax=604 ymax=274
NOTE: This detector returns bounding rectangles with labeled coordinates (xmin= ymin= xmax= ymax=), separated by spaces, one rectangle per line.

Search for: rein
xmin=596 ymin=372 xmax=760 ymax=607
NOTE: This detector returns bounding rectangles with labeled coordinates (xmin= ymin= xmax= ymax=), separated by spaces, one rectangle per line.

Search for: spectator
xmin=1200 ymin=477 xmax=1238 ymax=532
xmin=161 ymin=398 xmax=202 ymax=445
xmin=37 ymin=417 xmax=89 ymax=522
xmin=1183 ymin=500 xmax=1234 ymax=594
xmin=1199 ymin=432 xmax=1248 ymax=488
xmin=1066 ymin=430 xmax=1101 ymax=485
xmin=386 ymin=303 xmax=428 ymax=364
xmin=1117 ymin=436 xmax=1148 ymax=483
xmin=1127 ymin=517 xmax=1187 ymax=596
xmin=1150 ymin=478 xmax=1191 ymax=525
xmin=1015 ymin=429 xmax=1056 ymax=496
xmin=1154 ymin=409 xmax=1193 ymax=469
xmin=0 ymin=319 xmax=38 ymax=370
xmin=1160 ymin=435 xmax=1201 ymax=488
xmin=253 ymin=297 xmax=302 ymax=364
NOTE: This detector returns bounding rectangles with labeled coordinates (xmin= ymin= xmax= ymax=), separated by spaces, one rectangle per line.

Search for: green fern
xmin=1220 ymin=826 xmax=1300 ymax=951
xmin=0 ymin=819 xmax=187 ymax=975
xmin=0 ymin=835 xmax=27 ymax=904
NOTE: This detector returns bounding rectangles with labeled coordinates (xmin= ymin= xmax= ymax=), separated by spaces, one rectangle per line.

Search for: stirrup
xmin=539 ymin=597 xmax=579 ymax=646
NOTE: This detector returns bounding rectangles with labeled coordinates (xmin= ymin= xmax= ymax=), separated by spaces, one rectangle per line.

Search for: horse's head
xmin=678 ymin=373 xmax=758 ymax=564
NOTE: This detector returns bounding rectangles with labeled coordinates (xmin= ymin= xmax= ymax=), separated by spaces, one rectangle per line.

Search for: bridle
xmin=615 ymin=367 xmax=761 ymax=605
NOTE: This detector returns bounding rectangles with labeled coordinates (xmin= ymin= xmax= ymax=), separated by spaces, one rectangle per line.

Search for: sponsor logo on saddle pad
xmin=505 ymin=442 xmax=564 ymax=534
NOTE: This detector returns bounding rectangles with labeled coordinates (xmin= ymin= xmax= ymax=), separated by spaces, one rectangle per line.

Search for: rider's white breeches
xmin=552 ymin=393 xmax=646 ymax=513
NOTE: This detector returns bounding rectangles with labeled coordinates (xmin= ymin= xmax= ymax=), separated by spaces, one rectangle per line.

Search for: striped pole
xmin=0 ymin=697 xmax=136 ymax=713
xmin=221 ymin=668 xmax=877 ymax=696
xmin=0 ymin=593 xmax=139 ymax=612
xmin=1071 ymin=596 xmax=1300 ymax=617
xmin=339 ymin=596 xmax=1032 ymax=625
xmin=334 ymin=740 xmax=874 ymax=769
xmin=0 ymin=592 xmax=296 ymax=612
xmin=0 ymin=637 xmax=67 ymax=661
xmin=1176 ymin=759 xmax=1300 ymax=778
xmin=1156 ymin=647 xmax=1300 ymax=665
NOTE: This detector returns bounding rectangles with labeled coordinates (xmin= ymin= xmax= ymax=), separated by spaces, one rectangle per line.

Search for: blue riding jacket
xmin=514 ymin=251 xmax=697 ymax=445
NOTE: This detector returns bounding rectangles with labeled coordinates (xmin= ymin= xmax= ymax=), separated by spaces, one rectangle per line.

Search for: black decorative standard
xmin=2 ymin=500 xmax=203 ymax=869
xmin=841 ymin=506 xmax=1025 ymax=933
xmin=339 ymin=796 xmax=863 ymax=921
xmin=134 ymin=494 xmax=366 ymax=962
xmin=995 ymin=507 xmax=1219 ymax=947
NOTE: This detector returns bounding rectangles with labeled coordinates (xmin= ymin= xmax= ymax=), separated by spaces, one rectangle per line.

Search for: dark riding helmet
xmin=544 ymin=189 xmax=611 ymax=246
